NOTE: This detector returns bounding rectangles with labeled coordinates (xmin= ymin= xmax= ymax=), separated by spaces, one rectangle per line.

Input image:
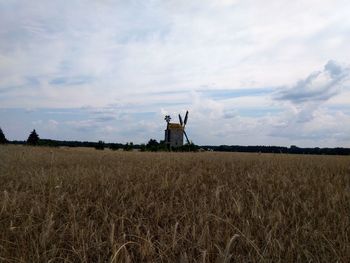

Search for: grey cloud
xmin=66 ymin=120 xmax=100 ymax=132
xmin=199 ymin=88 xmax=274 ymax=100
xmin=324 ymin=60 xmax=343 ymax=77
xmin=276 ymin=60 xmax=348 ymax=104
xmin=49 ymin=76 xmax=93 ymax=86
xmin=93 ymin=116 xmax=117 ymax=122
xmin=223 ymin=109 xmax=238 ymax=119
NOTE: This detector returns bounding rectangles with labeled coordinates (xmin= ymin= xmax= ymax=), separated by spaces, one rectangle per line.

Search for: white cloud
xmin=2 ymin=0 xmax=350 ymax=106
xmin=47 ymin=119 xmax=59 ymax=129
xmin=276 ymin=60 xmax=348 ymax=104
xmin=275 ymin=60 xmax=349 ymax=123
xmin=1 ymin=1 xmax=350 ymax=146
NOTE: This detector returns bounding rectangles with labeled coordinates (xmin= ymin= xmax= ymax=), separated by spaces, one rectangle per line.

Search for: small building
xmin=165 ymin=123 xmax=183 ymax=148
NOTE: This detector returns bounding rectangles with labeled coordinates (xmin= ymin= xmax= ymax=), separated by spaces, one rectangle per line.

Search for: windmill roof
xmin=168 ymin=123 xmax=183 ymax=129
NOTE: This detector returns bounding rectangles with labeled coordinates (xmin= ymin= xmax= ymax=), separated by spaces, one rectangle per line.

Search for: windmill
xmin=164 ymin=110 xmax=190 ymax=147
xmin=178 ymin=110 xmax=190 ymax=145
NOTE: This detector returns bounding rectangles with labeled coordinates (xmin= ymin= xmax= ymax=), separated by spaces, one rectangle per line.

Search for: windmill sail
xmin=184 ymin=111 xmax=189 ymax=126
xmin=178 ymin=114 xmax=183 ymax=126
xmin=183 ymin=130 xmax=190 ymax=145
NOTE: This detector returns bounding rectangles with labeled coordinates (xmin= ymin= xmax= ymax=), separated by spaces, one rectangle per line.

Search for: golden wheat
xmin=0 ymin=145 xmax=349 ymax=262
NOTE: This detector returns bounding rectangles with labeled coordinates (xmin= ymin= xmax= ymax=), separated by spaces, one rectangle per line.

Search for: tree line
xmin=203 ymin=144 xmax=350 ymax=156
xmin=1 ymin=127 xmax=349 ymax=155
xmin=0 ymin=128 xmax=198 ymax=152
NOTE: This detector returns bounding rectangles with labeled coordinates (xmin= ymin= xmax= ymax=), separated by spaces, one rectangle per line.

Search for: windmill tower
xmin=164 ymin=111 xmax=190 ymax=148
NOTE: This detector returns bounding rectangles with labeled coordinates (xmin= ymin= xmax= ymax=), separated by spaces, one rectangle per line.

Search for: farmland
xmin=0 ymin=145 xmax=349 ymax=262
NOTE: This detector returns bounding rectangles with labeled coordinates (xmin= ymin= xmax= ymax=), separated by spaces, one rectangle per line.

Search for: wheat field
xmin=0 ymin=145 xmax=349 ymax=262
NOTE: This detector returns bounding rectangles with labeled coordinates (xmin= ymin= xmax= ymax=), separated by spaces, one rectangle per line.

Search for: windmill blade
xmin=184 ymin=111 xmax=189 ymax=126
xmin=178 ymin=114 xmax=183 ymax=126
xmin=183 ymin=130 xmax=190 ymax=145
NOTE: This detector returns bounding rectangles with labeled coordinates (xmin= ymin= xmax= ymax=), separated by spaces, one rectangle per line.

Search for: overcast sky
xmin=1 ymin=0 xmax=350 ymax=147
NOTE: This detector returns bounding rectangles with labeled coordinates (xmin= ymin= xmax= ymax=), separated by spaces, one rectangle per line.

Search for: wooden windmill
xmin=164 ymin=111 xmax=190 ymax=147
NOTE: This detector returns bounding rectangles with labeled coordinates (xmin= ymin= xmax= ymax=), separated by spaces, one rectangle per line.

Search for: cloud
xmin=49 ymin=76 xmax=93 ymax=86
xmin=276 ymin=60 xmax=348 ymax=104
xmin=198 ymin=88 xmax=274 ymax=100
xmin=2 ymin=0 xmax=350 ymax=108
xmin=262 ymin=61 xmax=350 ymax=145
xmin=268 ymin=109 xmax=350 ymax=144
xmin=273 ymin=60 xmax=350 ymax=123
xmin=1 ymin=1 xmax=350 ymax=147
xmin=48 ymin=119 xmax=58 ymax=128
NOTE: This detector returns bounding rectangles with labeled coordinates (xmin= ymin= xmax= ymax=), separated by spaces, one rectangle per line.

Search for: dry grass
xmin=0 ymin=145 xmax=349 ymax=262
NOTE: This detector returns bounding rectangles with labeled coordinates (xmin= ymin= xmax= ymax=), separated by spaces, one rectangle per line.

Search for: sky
xmin=1 ymin=0 xmax=350 ymax=147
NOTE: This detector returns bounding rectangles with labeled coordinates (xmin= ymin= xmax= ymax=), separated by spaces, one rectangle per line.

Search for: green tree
xmin=146 ymin=139 xmax=159 ymax=151
xmin=140 ymin=143 xmax=146 ymax=152
xmin=27 ymin=129 xmax=40 ymax=145
xmin=123 ymin=142 xmax=133 ymax=151
xmin=95 ymin=140 xmax=105 ymax=150
xmin=0 ymin=128 xmax=8 ymax=144
xmin=178 ymin=141 xmax=199 ymax=152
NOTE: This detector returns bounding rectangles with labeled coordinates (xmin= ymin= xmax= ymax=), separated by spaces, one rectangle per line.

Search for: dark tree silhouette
xmin=146 ymin=139 xmax=159 ymax=152
xmin=123 ymin=142 xmax=133 ymax=151
xmin=0 ymin=128 xmax=8 ymax=144
xmin=95 ymin=140 xmax=105 ymax=150
xmin=27 ymin=129 xmax=40 ymax=145
xmin=147 ymin=139 xmax=159 ymax=147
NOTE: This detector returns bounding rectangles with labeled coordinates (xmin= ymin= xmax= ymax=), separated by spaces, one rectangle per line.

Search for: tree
xmin=146 ymin=139 xmax=159 ymax=151
xmin=123 ymin=142 xmax=133 ymax=151
xmin=140 ymin=143 xmax=146 ymax=152
xmin=27 ymin=129 xmax=40 ymax=145
xmin=176 ymin=141 xmax=199 ymax=152
xmin=95 ymin=140 xmax=105 ymax=150
xmin=0 ymin=128 xmax=8 ymax=144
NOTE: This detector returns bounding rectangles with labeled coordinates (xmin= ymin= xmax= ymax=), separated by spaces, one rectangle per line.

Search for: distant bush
xmin=172 ymin=142 xmax=199 ymax=152
xmin=123 ymin=142 xmax=133 ymax=151
xmin=146 ymin=139 xmax=160 ymax=152
xmin=38 ymin=139 xmax=59 ymax=147
xmin=141 ymin=139 xmax=198 ymax=152
xmin=95 ymin=140 xmax=105 ymax=150
xmin=109 ymin=143 xmax=123 ymax=151
xmin=140 ymin=143 xmax=146 ymax=152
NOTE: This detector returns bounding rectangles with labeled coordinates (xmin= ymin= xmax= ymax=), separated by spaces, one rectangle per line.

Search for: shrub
xmin=95 ymin=140 xmax=105 ymax=150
